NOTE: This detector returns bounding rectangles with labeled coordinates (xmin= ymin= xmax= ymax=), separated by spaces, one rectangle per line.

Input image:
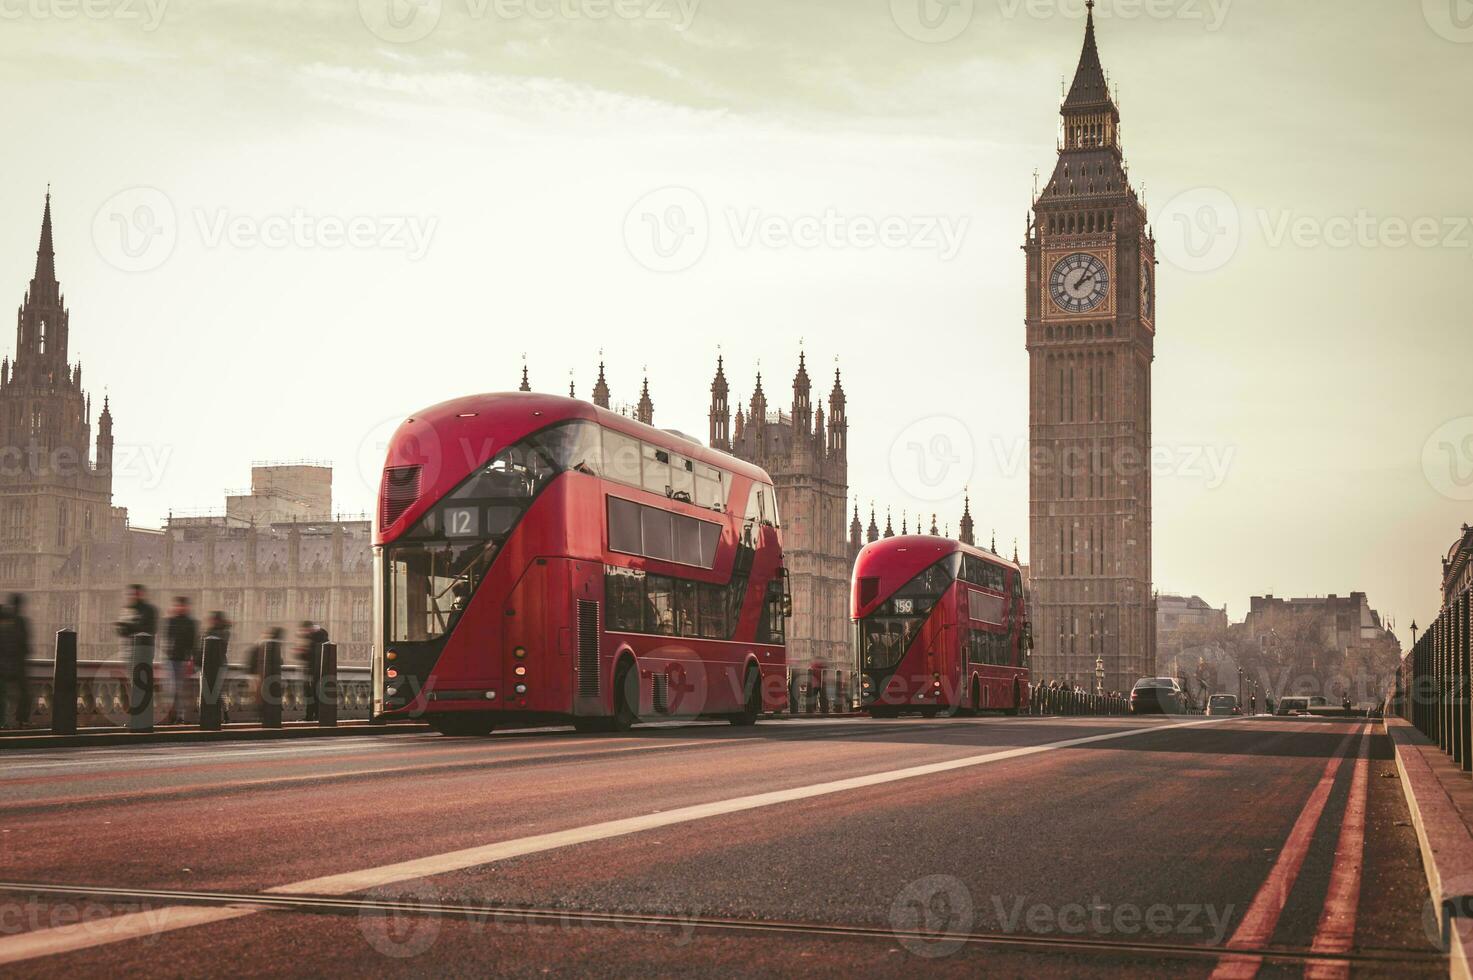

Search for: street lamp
xmin=1095 ymin=656 xmax=1105 ymax=697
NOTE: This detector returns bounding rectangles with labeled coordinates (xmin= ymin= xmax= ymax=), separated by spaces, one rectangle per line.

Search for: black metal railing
xmin=1395 ymin=591 xmax=1471 ymax=773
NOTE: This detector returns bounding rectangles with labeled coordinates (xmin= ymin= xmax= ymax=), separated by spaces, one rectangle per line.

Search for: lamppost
xmin=1238 ymin=666 xmax=1244 ymax=705
xmin=1095 ymin=656 xmax=1105 ymax=697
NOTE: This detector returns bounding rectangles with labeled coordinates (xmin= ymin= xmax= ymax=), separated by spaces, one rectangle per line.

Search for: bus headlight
xmin=514 ymin=683 xmax=527 ymax=695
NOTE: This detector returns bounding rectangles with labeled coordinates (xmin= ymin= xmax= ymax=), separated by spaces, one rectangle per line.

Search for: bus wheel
xmin=429 ymin=714 xmax=495 ymax=737
xmin=1004 ymin=682 xmax=1021 ymax=717
xmin=611 ymin=659 xmax=638 ymax=732
xmin=729 ymin=665 xmax=762 ymax=726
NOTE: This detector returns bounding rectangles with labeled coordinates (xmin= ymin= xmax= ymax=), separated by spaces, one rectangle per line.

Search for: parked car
xmin=1206 ymin=694 xmax=1242 ymax=716
xmin=1276 ymin=696 xmax=1311 ymax=716
xmin=1130 ymin=677 xmax=1186 ymax=715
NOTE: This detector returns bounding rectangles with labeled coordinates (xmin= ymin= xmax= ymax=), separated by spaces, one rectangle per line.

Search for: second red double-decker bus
xmin=852 ymin=535 xmax=1031 ymax=717
xmin=373 ymin=392 xmax=790 ymax=735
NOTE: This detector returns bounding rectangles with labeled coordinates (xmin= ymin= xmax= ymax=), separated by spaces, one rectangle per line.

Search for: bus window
xmin=674 ymin=579 xmax=697 ymax=637
xmin=697 ymin=582 xmax=727 ymax=639
xmin=759 ymin=579 xmax=785 ymax=644
xmin=745 ymin=483 xmax=777 ymax=527
xmin=603 ymin=430 xmax=641 ymax=486
xmin=608 ymin=497 xmax=641 ymax=555
xmin=641 ymin=508 xmax=673 ymax=561
xmin=645 ymin=575 xmax=675 ymax=635
xmin=673 ymin=515 xmax=703 ymax=566
xmin=670 ymin=456 xmax=694 ymax=502
xmin=694 ymin=465 xmax=724 ymax=511
xmin=642 ymin=444 xmax=670 ymax=496
xmin=604 ymin=566 xmax=645 ymax=632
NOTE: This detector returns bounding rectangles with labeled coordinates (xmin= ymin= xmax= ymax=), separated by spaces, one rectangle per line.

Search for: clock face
xmin=1141 ymin=262 xmax=1153 ymax=319
xmin=1049 ymin=252 xmax=1110 ymax=314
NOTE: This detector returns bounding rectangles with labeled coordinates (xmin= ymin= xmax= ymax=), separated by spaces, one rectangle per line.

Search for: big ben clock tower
xmin=1024 ymin=1 xmax=1156 ymax=694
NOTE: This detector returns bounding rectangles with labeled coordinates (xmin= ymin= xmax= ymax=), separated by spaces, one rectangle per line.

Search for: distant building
xmin=1157 ymin=594 xmax=1229 ymax=644
xmin=712 ymin=354 xmax=851 ymax=689
xmin=0 ymin=193 xmax=124 ymax=590
xmin=1024 ymin=6 xmax=1157 ymax=693
xmin=1442 ymin=524 xmax=1473 ymax=609
xmin=35 ymin=466 xmax=373 ymax=662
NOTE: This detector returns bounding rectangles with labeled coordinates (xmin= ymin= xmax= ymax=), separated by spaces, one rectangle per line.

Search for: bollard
xmin=51 ymin=629 xmax=78 ymax=735
xmin=318 ymin=642 xmax=338 ymax=728
xmin=128 ymin=633 xmax=154 ymax=733
xmin=199 ymin=635 xmax=226 ymax=731
xmin=260 ymin=638 xmax=283 ymax=729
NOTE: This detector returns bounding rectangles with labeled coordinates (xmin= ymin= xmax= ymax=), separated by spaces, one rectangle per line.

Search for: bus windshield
xmin=859 ymin=555 xmax=959 ymax=671
xmin=384 ymin=420 xmax=600 ymax=642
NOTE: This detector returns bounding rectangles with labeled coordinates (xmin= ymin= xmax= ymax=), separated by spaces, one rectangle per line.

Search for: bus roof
xmin=375 ymin=391 xmax=775 ymax=543
xmin=854 ymin=534 xmax=1021 ymax=575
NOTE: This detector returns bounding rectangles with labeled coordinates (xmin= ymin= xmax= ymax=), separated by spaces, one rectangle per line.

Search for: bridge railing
xmin=1395 ymin=591 xmax=1471 ymax=773
xmin=9 ymin=657 xmax=373 ymax=730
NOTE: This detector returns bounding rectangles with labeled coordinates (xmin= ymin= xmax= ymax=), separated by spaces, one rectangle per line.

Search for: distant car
xmin=1308 ymin=696 xmax=1329 ymax=709
xmin=1277 ymin=696 xmax=1310 ymax=716
xmin=1206 ymin=694 xmax=1242 ymax=717
xmin=1130 ymin=677 xmax=1185 ymax=715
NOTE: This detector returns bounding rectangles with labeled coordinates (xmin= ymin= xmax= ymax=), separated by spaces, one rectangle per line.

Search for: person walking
xmin=162 ymin=597 xmax=199 ymax=725
xmin=246 ymin=626 xmax=286 ymax=721
xmin=7 ymin=594 xmax=32 ymax=729
xmin=116 ymin=584 xmax=159 ymax=643
xmin=203 ymin=611 xmax=232 ymax=724
xmin=295 ymin=621 xmax=329 ymax=722
xmin=0 ymin=604 xmax=23 ymax=729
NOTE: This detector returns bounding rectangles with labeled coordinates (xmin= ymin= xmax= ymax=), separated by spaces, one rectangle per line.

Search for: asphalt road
xmin=0 ymin=714 xmax=1445 ymax=977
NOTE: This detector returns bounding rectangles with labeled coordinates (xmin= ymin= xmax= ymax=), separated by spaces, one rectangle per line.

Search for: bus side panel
xmin=502 ymin=558 xmax=574 ymax=715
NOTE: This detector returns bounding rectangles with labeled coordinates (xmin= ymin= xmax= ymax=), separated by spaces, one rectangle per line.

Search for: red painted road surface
xmin=0 ymin=715 xmax=1445 ymax=977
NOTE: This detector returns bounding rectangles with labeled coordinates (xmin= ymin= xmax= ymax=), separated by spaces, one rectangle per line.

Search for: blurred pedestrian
xmin=7 ymin=594 xmax=32 ymax=728
xmin=295 ymin=621 xmax=329 ymax=722
xmin=204 ymin=611 xmax=232 ymax=724
xmin=161 ymin=597 xmax=198 ymax=725
xmin=115 ymin=584 xmax=158 ymax=643
xmin=0 ymin=604 xmax=24 ymax=729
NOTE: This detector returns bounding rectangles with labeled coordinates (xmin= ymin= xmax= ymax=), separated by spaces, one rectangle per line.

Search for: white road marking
xmin=0 ymin=905 xmax=254 ymax=967
xmin=0 ymin=716 xmax=1220 ymax=964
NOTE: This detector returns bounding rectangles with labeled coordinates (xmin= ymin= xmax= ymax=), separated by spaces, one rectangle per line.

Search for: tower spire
xmin=958 ymin=492 xmax=975 ymax=547
xmin=35 ymin=189 xmax=56 ymax=286
xmin=592 ymin=358 xmax=610 ymax=409
xmin=636 ymin=376 xmax=654 ymax=426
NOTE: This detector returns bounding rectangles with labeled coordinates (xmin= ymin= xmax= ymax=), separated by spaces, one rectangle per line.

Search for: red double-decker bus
xmin=373 ymin=392 xmax=790 ymax=735
xmin=852 ymin=535 xmax=1031 ymax=717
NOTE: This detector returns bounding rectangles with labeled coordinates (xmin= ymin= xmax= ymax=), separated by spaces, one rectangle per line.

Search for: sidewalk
xmin=1386 ymin=715 xmax=1473 ymax=979
xmin=0 ymin=719 xmax=429 ymax=750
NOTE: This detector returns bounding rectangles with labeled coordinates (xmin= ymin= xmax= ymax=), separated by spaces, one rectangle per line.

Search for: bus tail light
xmin=514 ymin=665 xmax=527 ymax=677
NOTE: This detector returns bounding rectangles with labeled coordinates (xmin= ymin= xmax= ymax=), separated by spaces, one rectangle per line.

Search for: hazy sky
xmin=0 ymin=0 xmax=1469 ymax=636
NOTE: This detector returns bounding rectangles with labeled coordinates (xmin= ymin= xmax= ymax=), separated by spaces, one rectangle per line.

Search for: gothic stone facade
xmin=0 ymin=194 xmax=122 ymax=591
xmin=1025 ymin=8 xmax=1156 ymax=693
xmin=709 ymin=355 xmax=852 ymax=682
